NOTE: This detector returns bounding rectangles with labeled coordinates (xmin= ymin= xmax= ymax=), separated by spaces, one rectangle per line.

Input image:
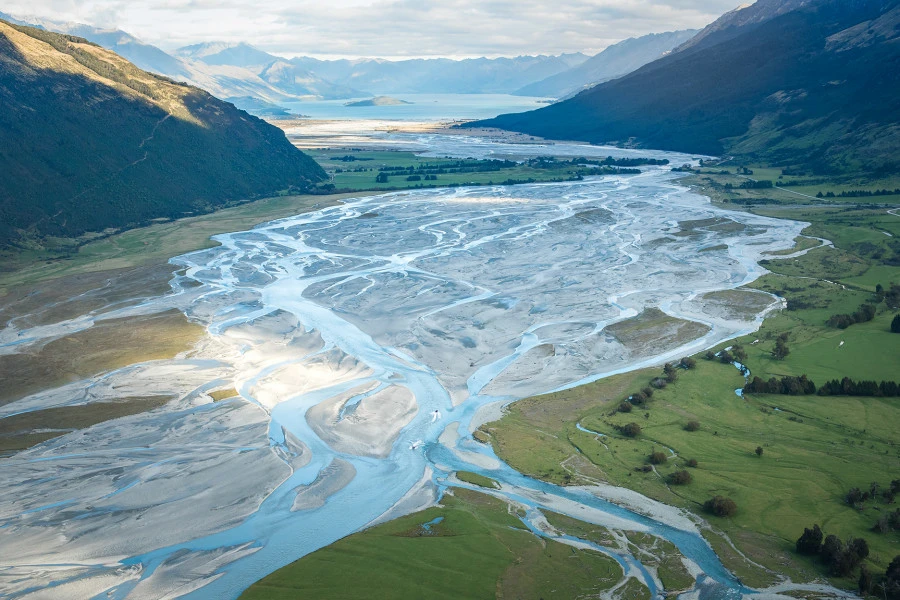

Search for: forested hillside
xmin=0 ymin=20 xmax=325 ymax=247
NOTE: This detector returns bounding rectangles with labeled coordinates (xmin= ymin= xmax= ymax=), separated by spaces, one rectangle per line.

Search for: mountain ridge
xmin=514 ymin=30 xmax=698 ymax=98
xmin=469 ymin=0 xmax=900 ymax=175
xmin=0 ymin=19 xmax=326 ymax=247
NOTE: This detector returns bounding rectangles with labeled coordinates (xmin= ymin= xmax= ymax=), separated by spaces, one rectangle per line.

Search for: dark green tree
xmin=796 ymin=524 xmax=823 ymax=555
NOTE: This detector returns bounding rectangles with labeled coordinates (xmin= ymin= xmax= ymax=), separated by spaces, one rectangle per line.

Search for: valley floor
xmin=1 ymin=129 xmax=897 ymax=600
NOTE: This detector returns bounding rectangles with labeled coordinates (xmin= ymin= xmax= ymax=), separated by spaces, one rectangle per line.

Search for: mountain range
xmin=0 ymin=19 xmax=325 ymax=247
xmin=0 ymin=11 xmax=697 ymax=106
xmin=514 ymin=29 xmax=697 ymax=98
xmin=472 ymin=0 xmax=900 ymax=175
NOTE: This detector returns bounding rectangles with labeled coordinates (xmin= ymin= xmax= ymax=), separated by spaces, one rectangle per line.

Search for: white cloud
xmin=4 ymin=0 xmax=744 ymax=57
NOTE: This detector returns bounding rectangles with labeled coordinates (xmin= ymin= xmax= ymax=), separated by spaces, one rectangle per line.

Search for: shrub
xmin=649 ymin=451 xmax=667 ymax=465
xmin=618 ymin=401 xmax=633 ymax=413
xmin=704 ymin=495 xmax=738 ymax=517
xmin=629 ymin=392 xmax=646 ymax=405
xmin=704 ymin=350 xmax=716 ymax=360
xmin=685 ymin=420 xmax=701 ymax=432
xmin=650 ymin=378 xmax=668 ymax=389
xmin=686 ymin=458 xmax=698 ymax=468
xmin=680 ymin=357 xmax=697 ymax=369
xmin=892 ymin=314 xmax=900 ymax=333
xmin=641 ymin=387 xmax=654 ymax=398
xmin=670 ymin=470 xmax=692 ymax=485
xmin=620 ymin=423 xmax=642 ymax=438
xmin=755 ymin=446 xmax=764 ymax=457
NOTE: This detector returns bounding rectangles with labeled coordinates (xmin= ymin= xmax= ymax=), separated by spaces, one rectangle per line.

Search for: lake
xmin=281 ymin=93 xmax=550 ymax=121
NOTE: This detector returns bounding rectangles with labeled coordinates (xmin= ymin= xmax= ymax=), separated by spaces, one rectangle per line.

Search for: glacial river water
xmin=0 ymin=135 xmax=842 ymax=599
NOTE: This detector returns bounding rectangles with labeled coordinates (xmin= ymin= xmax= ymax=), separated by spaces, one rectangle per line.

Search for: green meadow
xmin=307 ymin=149 xmax=593 ymax=191
xmin=240 ymin=488 xmax=627 ymax=600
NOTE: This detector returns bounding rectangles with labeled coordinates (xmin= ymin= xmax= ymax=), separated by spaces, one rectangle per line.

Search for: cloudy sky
xmin=6 ymin=0 xmax=744 ymax=58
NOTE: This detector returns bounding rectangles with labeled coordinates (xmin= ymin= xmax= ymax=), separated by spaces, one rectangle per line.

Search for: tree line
xmin=744 ymin=374 xmax=900 ymax=397
xmin=815 ymin=188 xmax=900 ymax=198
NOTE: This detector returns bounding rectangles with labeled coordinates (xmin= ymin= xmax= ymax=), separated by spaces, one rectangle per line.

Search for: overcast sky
xmin=6 ymin=0 xmax=744 ymax=58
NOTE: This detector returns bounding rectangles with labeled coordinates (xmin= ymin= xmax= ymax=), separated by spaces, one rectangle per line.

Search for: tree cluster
xmin=848 ymin=480 xmax=899 ymax=509
xmin=618 ymin=423 xmax=642 ymax=438
xmin=826 ymin=302 xmax=876 ymax=329
xmin=817 ymin=377 xmax=900 ymax=397
xmin=773 ymin=334 xmax=790 ymax=360
xmin=744 ymin=374 xmax=900 ymax=397
xmin=874 ymin=509 xmax=900 ymax=534
xmin=795 ymin=524 xmax=870 ymax=577
xmin=884 ymin=285 xmax=900 ymax=310
xmin=744 ymin=374 xmax=816 ymax=395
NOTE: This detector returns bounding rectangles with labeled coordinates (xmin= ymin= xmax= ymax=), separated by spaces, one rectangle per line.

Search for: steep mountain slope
xmin=471 ymin=0 xmax=900 ymax=175
xmin=287 ymin=54 xmax=589 ymax=95
xmin=0 ymin=20 xmax=326 ymax=247
xmin=673 ymin=0 xmax=816 ymax=53
xmin=515 ymin=30 xmax=697 ymax=99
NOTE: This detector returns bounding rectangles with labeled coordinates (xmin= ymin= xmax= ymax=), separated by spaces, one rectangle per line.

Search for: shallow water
xmin=0 ymin=137 xmax=823 ymax=599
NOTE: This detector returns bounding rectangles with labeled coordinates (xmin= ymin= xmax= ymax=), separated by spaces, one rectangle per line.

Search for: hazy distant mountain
xmin=515 ymin=30 xmax=698 ymax=99
xmin=288 ymin=54 xmax=589 ymax=95
xmin=258 ymin=60 xmax=366 ymax=99
xmin=345 ymin=96 xmax=412 ymax=107
xmin=176 ymin=41 xmax=280 ymax=68
xmin=472 ymin=0 xmax=900 ymax=175
xmin=0 ymin=19 xmax=325 ymax=246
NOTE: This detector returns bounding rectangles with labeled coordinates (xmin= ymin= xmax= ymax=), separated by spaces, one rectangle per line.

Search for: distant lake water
xmin=281 ymin=93 xmax=550 ymax=121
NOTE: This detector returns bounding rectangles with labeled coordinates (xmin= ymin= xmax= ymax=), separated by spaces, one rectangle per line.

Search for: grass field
xmin=240 ymin=488 xmax=626 ymax=600
xmin=308 ymin=149 xmax=600 ymax=192
xmin=483 ymin=356 xmax=899 ymax=588
xmin=456 ymin=471 xmax=500 ymax=489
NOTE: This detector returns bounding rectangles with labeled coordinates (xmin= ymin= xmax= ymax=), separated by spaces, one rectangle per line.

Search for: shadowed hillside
xmin=471 ymin=0 xmax=900 ymax=175
xmin=0 ymin=20 xmax=326 ymax=247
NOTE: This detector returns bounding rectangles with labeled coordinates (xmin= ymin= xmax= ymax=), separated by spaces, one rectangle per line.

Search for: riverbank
xmin=472 ymin=171 xmax=900 ymax=594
